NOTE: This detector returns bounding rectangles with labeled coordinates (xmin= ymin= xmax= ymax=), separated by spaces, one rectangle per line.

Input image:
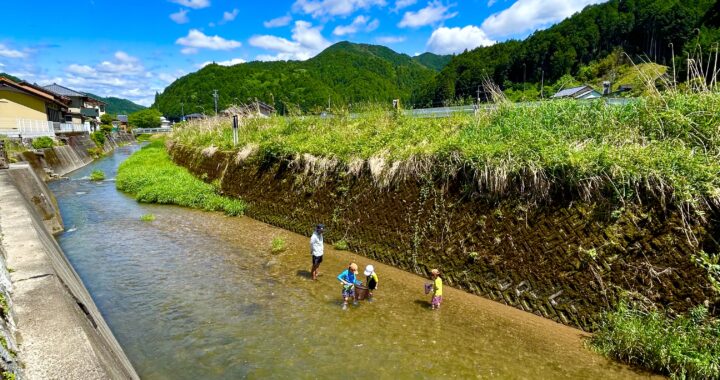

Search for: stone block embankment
xmin=169 ymin=143 xmax=719 ymax=331
xmin=0 ymin=166 xmax=139 ymax=380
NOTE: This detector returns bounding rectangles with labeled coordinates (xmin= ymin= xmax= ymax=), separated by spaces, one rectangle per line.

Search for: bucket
xmin=354 ymin=285 xmax=370 ymax=300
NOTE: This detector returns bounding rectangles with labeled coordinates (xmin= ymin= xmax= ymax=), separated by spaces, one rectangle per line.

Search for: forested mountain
xmin=0 ymin=73 xmax=22 ymax=82
xmin=86 ymin=93 xmax=146 ymax=115
xmin=420 ymin=0 xmax=719 ymax=105
xmin=413 ymin=53 xmax=453 ymax=71
xmin=154 ymin=41 xmax=438 ymax=117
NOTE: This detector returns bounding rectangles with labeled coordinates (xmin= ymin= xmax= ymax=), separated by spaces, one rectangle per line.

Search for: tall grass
xmin=170 ymin=93 xmax=720 ymax=214
xmin=591 ymin=303 xmax=720 ymax=379
xmin=116 ymin=139 xmax=246 ymax=216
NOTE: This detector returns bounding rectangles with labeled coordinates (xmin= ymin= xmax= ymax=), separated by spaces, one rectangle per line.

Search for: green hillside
xmin=0 ymin=72 xmax=22 ymax=82
xmin=154 ymin=41 xmax=436 ymax=117
xmin=422 ymin=0 xmax=719 ymax=105
xmin=86 ymin=93 xmax=146 ymax=115
xmin=412 ymin=53 xmax=452 ymax=71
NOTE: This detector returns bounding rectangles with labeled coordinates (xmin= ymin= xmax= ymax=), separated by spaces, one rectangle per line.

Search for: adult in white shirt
xmin=310 ymin=224 xmax=325 ymax=280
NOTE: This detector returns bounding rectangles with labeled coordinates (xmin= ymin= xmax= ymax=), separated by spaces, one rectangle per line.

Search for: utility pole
xmin=540 ymin=70 xmax=544 ymax=99
xmin=181 ymin=102 xmax=185 ymax=121
xmin=476 ymin=85 xmax=481 ymax=103
xmin=212 ymin=89 xmax=219 ymax=116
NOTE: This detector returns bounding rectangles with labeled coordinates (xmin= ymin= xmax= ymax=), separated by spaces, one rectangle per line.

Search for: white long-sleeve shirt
xmin=310 ymin=231 xmax=324 ymax=257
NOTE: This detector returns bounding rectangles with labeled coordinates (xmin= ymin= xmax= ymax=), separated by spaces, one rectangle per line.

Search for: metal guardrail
xmin=0 ymin=118 xmax=90 ymax=138
xmin=133 ymin=127 xmax=172 ymax=135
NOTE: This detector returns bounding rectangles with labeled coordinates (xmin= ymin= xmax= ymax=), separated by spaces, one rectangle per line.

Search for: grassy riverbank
xmin=171 ymin=93 xmax=720 ymax=211
xmin=116 ymin=139 xmax=246 ymax=216
xmin=591 ymin=304 xmax=720 ymax=379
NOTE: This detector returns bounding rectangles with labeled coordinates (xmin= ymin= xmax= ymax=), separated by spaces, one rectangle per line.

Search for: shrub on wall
xmin=30 ymin=136 xmax=54 ymax=149
xmin=90 ymin=130 xmax=105 ymax=147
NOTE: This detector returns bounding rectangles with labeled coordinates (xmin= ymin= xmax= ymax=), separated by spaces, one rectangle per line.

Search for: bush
xmin=271 ymin=237 xmax=286 ymax=254
xmin=31 ymin=136 xmax=54 ymax=149
xmin=116 ymin=139 xmax=246 ymax=216
xmin=90 ymin=130 xmax=105 ymax=147
xmin=100 ymin=124 xmax=113 ymax=134
xmin=591 ymin=303 xmax=720 ymax=379
xmin=333 ymin=240 xmax=349 ymax=250
xmin=89 ymin=170 xmax=105 ymax=181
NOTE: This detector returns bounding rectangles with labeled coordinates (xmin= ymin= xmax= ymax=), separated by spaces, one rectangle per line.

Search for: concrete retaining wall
xmin=0 ymin=166 xmax=139 ymax=380
xmin=169 ymin=143 xmax=720 ymax=331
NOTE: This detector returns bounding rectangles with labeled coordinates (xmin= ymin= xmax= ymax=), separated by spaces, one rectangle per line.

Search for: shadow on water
xmin=48 ymin=144 xmax=662 ymax=379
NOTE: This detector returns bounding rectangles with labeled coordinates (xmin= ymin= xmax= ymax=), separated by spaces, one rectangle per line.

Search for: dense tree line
xmin=420 ymin=0 xmax=719 ymax=106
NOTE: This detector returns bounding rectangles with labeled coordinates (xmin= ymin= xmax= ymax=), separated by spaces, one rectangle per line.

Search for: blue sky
xmin=0 ymin=0 xmax=604 ymax=105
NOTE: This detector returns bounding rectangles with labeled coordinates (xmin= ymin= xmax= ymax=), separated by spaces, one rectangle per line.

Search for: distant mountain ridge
xmin=154 ymin=42 xmax=451 ymax=117
xmin=85 ymin=93 xmax=146 ymax=115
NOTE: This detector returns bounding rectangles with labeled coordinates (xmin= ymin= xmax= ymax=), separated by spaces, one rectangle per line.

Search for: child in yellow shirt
xmin=430 ymin=269 xmax=443 ymax=310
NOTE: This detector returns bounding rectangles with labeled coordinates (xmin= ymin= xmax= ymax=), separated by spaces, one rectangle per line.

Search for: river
xmin=48 ymin=145 xmax=655 ymax=379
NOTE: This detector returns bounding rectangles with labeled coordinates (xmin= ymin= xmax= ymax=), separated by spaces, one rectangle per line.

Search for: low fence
xmin=0 ymin=118 xmax=90 ymax=138
xmin=133 ymin=127 xmax=172 ymax=135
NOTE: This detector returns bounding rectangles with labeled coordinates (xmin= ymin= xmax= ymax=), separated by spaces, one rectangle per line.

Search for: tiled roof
xmin=43 ymin=83 xmax=86 ymax=97
xmin=117 ymin=115 xmax=128 ymax=122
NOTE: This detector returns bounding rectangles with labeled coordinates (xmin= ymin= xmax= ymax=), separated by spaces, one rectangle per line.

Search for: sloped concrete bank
xmin=19 ymin=133 xmax=135 ymax=181
xmin=169 ymin=142 xmax=719 ymax=331
xmin=0 ymin=166 xmax=139 ymax=380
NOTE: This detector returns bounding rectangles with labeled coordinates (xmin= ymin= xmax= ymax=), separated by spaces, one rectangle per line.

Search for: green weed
xmin=140 ymin=214 xmax=155 ymax=222
xmin=271 ymin=237 xmax=286 ymax=254
xmin=89 ymin=170 xmax=105 ymax=181
xmin=31 ymin=136 xmax=54 ymax=149
xmin=333 ymin=240 xmax=349 ymax=250
xmin=591 ymin=303 xmax=720 ymax=379
xmin=116 ymin=139 xmax=246 ymax=216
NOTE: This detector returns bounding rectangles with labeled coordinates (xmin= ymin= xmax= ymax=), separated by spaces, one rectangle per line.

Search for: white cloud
xmin=398 ymin=1 xmax=457 ymax=28
xmin=197 ymin=58 xmax=247 ymax=68
xmin=487 ymin=0 xmax=497 ymax=6
xmin=292 ymin=0 xmax=386 ymax=18
xmin=169 ymin=0 xmax=210 ymax=9
xmin=0 ymin=63 xmax=5 ymax=67
xmin=170 ymin=9 xmax=190 ymax=24
xmin=250 ymin=20 xmax=330 ymax=61
xmin=176 ymin=29 xmax=242 ymax=54
xmin=53 ymin=51 xmax=178 ymax=106
xmin=392 ymin=0 xmax=416 ymax=12
xmin=264 ymin=15 xmax=293 ymax=28
xmin=0 ymin=44 xmax=26 ymax=59
xmin=427 ymin=25 xmax=495 ymax=54
xmin=481 ymin=0 xmax=605 ymax=38
xmin=333 ymin=15 xmax=379 ymax=36
xmin=219 ymin=9 xmax=239 ymax=24
xmin=376 ymin=36 xmax=406 ymax=44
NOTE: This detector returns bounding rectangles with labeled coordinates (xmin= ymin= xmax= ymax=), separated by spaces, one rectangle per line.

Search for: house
xmin=221 ymin=101 xmax=275 ymax=118
xmin=184 ymin=113 xmax=205 ymax=121
xmin=552 ymin=85 xmax=602 ymax=100
xmin=42 ymin=83 xmax=106 ymax=128
xmin=0 ymin=77 xmax=70 ymax=138
xmin=116 ymin=115 xmax=129 ymax=132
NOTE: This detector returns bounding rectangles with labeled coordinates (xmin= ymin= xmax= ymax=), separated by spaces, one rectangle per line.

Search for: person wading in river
xmin=337 ymin=263 xmax=362 ymax=309
xmin=310 ymin=224 xmax=325 ymax=280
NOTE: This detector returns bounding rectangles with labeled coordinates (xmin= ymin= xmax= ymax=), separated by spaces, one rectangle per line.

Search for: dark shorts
xmin=342 ymin=286 xmax=355 ymax=298
xmin=312 ymin=255 xmax=323 ymax=266
xmin=431 ymin=296 xmax=443 ymax=306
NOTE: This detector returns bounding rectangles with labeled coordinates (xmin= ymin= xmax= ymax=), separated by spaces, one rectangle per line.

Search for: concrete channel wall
xmin=169 ymin=143 xmax=720 ymax=331
xmin=0 ymin=134 xmax=139 ymax=379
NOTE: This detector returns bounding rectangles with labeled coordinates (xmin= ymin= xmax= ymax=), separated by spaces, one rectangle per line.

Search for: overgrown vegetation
xmin=30 ymin=136 xmax=54 ymax=149
xmin=271 ymin=237 xmax=286 ymax=254
xmin=333 ymin=240 xmax=349 ymax=250
xmin=171 ymin=93 xmax=720 ymax=216
xmin=89 ymin=170 xmax=105 ymax=181
xmin=90 ymin=130 xmax=105 ymax=147
xmin=116 ymin=139 xmax=246 ymax=216
xmin=0 ymin=136 xmax=25 ymax=163
xmin=591 ymin=303 xmax=720 ymax=379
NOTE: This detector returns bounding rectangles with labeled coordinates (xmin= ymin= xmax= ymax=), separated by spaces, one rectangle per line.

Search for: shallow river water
xmin=48 ymin=145 xmax=657 ymax=379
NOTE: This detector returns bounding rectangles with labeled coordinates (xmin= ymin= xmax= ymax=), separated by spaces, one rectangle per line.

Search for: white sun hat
xmin=364 ymin=265 xmax=374 ymax=276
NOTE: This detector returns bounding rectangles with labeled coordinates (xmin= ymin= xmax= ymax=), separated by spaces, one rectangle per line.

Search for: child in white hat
xmin=364 ymin=265 xmax=379 ymax=300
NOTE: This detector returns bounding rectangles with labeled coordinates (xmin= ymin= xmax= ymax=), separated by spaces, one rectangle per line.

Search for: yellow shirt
xmin=433 ymin=277 xmax=443 ymax=296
